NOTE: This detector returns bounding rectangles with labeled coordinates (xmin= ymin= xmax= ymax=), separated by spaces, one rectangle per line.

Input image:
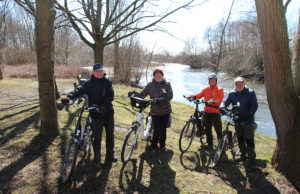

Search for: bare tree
xmin=183 ymin=37 xmax=200 ymax=68
xmin=215 ymin=0 xmax=234 ymax=73
xmin=14 ymin=0 xmax=59 ymax=136
xmin=0 ymin=0 xmax=12 ymax=79
xmin=255 ymin=0 xmax=300 ymax=179
xmin=55 ymin=0 xmax=197 ymax=67
xmin=36 ymin=0 xmax=59 ymax=136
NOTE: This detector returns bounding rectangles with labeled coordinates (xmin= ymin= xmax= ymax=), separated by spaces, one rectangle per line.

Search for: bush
xmin=4 ymin=47 xmax=36 ymax=65
xmin=2 ymin=64 xmax=88 ymax=79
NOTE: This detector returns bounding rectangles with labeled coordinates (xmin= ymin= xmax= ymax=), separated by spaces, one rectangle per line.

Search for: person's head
xmin=208 ymin=73 xmax=217 ymax=87
xmin=153 ymin=68 xmax=164 ymax=82
xmin=234 ymin=76 xmax=245 ymax=92
xmin=92 ymin=63 xmax=105 ymax=78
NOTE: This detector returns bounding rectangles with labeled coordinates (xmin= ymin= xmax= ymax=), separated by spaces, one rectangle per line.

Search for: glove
xmin=153 ymin=99 xmax=162 ymax=104
xmin=61 ymin=97 xmax=70 ymax=104
xmin=128 ymin=91 xmax=138 ymax=97
xmin=99 ymin=106 xmax=106 ymax=116
xmin=161 ymin=91 xmax=167 ymax=98
xmin=219 ymin=107 xmax=226 ymax=115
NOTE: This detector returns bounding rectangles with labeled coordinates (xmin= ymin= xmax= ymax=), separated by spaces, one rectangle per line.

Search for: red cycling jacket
xmin=190 ymin=85 xmax=224 ymax=114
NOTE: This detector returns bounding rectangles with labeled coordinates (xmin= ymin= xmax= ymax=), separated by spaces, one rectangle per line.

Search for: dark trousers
xmin=235 ymin=123 xmax=256 ymax=161
xmin=91 ymin=116 xmax=115 ymax=159
xmin=151 ymin=114 xmax=170 ymax=149
xmin=204 ymin=114 xmax=222 ymax=146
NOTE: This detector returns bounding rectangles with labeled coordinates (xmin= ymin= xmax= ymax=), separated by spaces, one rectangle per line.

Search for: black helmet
xmin=208 ymin=73 xmax=217 ymax=80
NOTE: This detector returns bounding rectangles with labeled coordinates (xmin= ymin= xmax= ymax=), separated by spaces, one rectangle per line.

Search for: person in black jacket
xmin=221 ymin=76 xmax=258 ymax=169
xmin=62 ymin=63 xmax=117 ymax=169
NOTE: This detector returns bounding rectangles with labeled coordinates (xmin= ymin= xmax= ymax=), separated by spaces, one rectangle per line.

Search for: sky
xmin=138 ymin=0 xmax=300 ymax=55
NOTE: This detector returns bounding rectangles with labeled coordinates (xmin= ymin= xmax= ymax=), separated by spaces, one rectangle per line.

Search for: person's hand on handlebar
xmin=207 ymin=99 xmax=214 ymax=105
xmin=128 ymin=91 xmax=138 ymax=97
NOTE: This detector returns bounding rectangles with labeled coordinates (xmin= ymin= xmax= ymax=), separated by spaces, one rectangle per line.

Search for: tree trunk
xmin=113 ymin=40 xmax=121 ymax=81
xmin=292 ymin=12 xmax=300 ymax=96
xmin=255 ymin=0 xmax=300 ymax=179
xmin=93 ymin=41 xmax=104 ymax=64
xmin=36 ymin=0 xmax=59 ymax=136
xmin=0 ymin=50 xmax=3 ymax=80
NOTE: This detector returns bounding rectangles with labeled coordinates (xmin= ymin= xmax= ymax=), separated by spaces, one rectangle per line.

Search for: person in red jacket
xmin=187 ymin=73 xmax=224 ymax=149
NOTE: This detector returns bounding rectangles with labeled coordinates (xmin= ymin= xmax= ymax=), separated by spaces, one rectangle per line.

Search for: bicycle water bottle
xmin=145 ymin=115 xmax=152 ymax=133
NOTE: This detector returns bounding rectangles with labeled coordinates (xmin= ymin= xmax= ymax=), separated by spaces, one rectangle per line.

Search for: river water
xmin=139 ymin=63 xmax=276 ymax=138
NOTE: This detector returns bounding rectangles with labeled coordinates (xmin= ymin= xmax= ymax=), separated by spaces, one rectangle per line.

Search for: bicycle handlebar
xmin=219 ymin=104 xmax=240 ymax=120
xmin=183 ymin=95 xmax=219 ymax=105
xmin=69 ymin=98 xmax=100 ymax=112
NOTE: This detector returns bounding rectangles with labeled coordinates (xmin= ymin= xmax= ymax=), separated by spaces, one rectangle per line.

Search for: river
xmin=139 ymin=63 xmax=276 ymax=138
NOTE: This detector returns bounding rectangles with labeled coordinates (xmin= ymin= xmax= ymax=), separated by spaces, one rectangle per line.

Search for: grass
xmin=0 ymin=78 xmax=298 ymax=193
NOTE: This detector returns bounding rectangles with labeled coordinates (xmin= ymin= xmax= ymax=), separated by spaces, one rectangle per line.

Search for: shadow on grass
xmin=0 ymin=105 xmax=39 ymax=122
xmin=0 ymin=135 xmax=55 ymax=192
xmin=0 ymin=99 xmax=39 ymax=112
xmin=214 ymin=157 xmax=280 ymax=193
xmin=58 ymin=154 xmax=113 ymax=193
xmin=179 ymin=147 xmax=214 ymax=174
xmin=119 ymin=146 xmax=179 ymax=193
xmin=0 ymin=111 xmax=40 ymax=147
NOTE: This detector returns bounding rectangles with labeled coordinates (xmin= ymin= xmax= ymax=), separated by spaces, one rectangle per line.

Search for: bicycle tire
xmin=121 ymin=129 xmax=137 ymax=164
xmin=212 ymin=133 xmax=227 ymax=167
xmin=179 ymin=120 xmax=195 ymax=153
xmin=83 ymin=127 xmax=92 ymax=155
xmin=61 ymin=138 xmax=79 ymax=184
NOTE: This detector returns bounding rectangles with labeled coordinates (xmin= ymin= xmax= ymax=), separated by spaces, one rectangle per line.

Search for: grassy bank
xmin=0 ymin=79 xmax=297 ymax=193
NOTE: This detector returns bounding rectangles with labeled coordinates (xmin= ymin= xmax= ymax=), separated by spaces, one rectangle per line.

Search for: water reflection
xmin=140 ymin=63 xmax=276 ymax=138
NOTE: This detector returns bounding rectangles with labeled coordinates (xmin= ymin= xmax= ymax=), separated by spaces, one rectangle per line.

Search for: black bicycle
xmin=61 ymin=98 xmax=97 ymax=184
xmin=212 ymin=105 xmax=240 ymax=167
xmin=179 ymin=95 xmax=207 ymax=153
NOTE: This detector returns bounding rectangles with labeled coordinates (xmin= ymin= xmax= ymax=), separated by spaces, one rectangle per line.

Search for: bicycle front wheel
xmin=121 ymin=129 xmax=137 ymax=164
xmin=179 ymin=120 xmax=195 ymax=153
xmin=212 ymin=134 xmax=227 ymax=168
xmin=61 ymin=138 xmax=79 ymax=184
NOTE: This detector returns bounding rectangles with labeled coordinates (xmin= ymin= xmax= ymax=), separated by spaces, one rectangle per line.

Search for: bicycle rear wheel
xmin=179 ymin=120 xmax=195 ymax=153
xmin=121 ymin=129 xmax=137 ymax=164
xmin=212 ymin=133 xmax=227 ymax=167
xmin=61 ymin=138 xmax=79 ymax=184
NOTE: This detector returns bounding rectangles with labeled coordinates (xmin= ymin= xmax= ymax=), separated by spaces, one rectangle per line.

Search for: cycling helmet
xmin=208 ymin=73 xmax=217 ymax=80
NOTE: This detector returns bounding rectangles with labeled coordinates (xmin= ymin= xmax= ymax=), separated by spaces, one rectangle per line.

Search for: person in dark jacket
xmin=138 ymin=69 xmax=173 ymax=155
xmin=62 ymin=63 xmax=117 ymax=169
xmin=221 ymin=76 xmax=258 ymax=168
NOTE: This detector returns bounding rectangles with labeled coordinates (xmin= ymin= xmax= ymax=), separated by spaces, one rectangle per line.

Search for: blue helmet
xmin=208 ymin=73 xmax=217 ymax=80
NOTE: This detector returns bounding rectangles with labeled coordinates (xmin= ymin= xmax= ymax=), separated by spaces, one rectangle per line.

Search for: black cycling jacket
xmin=67 ymin=75 xmax=114 ymax=118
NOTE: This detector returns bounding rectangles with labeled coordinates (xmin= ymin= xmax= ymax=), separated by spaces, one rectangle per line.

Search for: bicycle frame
xmin=131 ymin=111 xmax=152 ymax=141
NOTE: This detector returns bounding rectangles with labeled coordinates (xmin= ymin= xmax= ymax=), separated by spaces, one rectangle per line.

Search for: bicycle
xmin=121 ymin=92 xmax=164 ymax=164
xmin=179 ymin=95 xmax=208 ymax=153
xmin=61 ymin=98 xmax=97 ymax=184
xmin=211 ymin=105 xmax=240 ymax=168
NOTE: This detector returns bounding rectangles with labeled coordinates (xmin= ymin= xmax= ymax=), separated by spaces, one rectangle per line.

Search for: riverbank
xmin=0 ymin=78 xmax=298 ymax=193
xmin=140 ymin=63 xmax=276 ymax=138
